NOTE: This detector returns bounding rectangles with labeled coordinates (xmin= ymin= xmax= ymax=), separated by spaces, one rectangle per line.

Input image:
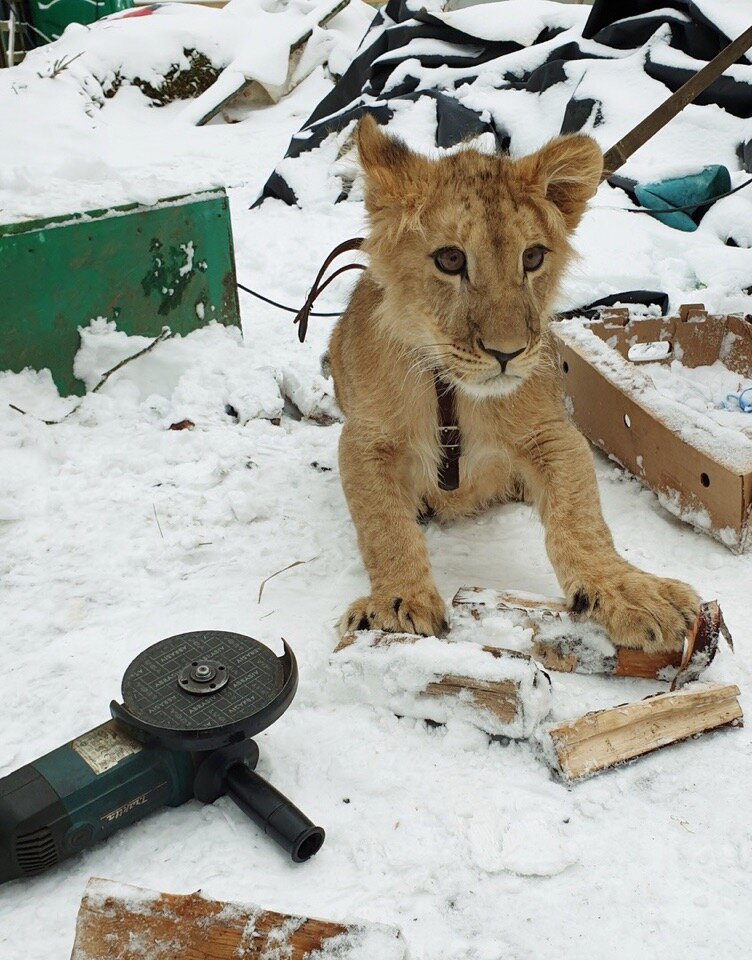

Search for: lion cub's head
xmin=357 ymin=115 xmax=602 ymax=398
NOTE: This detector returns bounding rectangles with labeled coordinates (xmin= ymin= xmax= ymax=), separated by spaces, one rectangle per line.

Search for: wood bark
xmin=333 ymin=632 xmax=548 ymax=736
xmin=70 ymin=878 xmax=407 ymax=960
xmin=452 ymin=587 xmax=729 ymax=686
xmin=544 ymin=682 xmax=743 ymax=782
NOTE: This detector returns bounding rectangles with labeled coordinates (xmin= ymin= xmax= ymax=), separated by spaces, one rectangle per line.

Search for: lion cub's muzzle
xmin=477 ymin=340 xmax=525 ymax=373
xmin=444 ymin=335 xmax=539 ymax=398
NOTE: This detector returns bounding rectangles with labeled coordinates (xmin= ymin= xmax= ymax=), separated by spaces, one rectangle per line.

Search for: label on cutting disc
xmin=72 ymin=721 xmax=142 ymax=775
xmin=121 ymin=631 xmax=286 ymax=732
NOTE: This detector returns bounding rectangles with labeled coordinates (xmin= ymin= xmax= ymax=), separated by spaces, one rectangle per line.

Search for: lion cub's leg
xmin=519 ymin=421 xmax=700 ymax=652
xmin=337 ymin=423 xmax=447 ymax=638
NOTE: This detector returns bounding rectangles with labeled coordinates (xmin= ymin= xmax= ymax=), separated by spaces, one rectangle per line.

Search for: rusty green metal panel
xmin=0 ymin=189 xmax=241 ymax=396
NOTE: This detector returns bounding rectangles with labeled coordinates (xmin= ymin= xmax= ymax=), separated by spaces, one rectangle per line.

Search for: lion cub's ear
xmin=356 ymin=114 xmax=428 ymax=213
xmin=517 ymin=135 xmax=603 ymax=231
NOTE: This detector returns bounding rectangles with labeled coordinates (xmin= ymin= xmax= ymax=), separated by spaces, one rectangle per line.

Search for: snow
xmin=628 ymin=340 xmax=672 ymax=362
xmin=306 ymin=924 xmax=408 ymax=959
xmin=555 ymin=318 xmax=752 ymax=474
xmin=330 ymin=630 xmax=551 ymax=737
xmin=0 ymin=0 xmax=374 ymax=223
xmin=689 ymin=0 xmax=752 ymax=43
xmin=431 ymin=0 xmax=588 ymax=47
xmin=2 ymin=2 xmax=752 ymax=959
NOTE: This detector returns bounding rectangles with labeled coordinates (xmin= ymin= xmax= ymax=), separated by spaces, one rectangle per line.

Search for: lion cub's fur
xmin=329 ymin=116 xmax=699 ymax=650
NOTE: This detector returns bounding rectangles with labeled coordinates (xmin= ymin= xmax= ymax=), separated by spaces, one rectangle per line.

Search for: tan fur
xmin=329 ymin=116 xmax=700 ymax=650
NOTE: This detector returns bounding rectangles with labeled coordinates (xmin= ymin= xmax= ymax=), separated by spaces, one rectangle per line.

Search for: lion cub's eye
xmin=522 ymin=245 xmax=547 ymax=272
xmin=433 ymin=247 xmax=466 ymax=276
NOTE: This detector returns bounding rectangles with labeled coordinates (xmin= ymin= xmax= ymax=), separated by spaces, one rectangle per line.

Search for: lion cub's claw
xmin=567 ymin=566 xmax=701 ymax=653
xmin=338 ymin=590 xmax=448 ymax=639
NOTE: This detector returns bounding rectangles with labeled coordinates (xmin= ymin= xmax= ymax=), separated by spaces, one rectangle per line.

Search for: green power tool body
xmin=0 ymin=631 xmax=324 ymax=884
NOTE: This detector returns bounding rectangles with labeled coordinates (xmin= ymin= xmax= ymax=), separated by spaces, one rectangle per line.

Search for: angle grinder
xmin=0 ymin=632 xmax=324 ymax=884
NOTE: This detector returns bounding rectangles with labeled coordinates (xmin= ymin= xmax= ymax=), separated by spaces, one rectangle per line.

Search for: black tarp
xmin=258 ymin=0 xmax=751 ymax=207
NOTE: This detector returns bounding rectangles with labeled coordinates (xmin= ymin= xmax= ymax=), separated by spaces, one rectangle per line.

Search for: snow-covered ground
xmin=2 ymin=2 xmax=752 ymax=958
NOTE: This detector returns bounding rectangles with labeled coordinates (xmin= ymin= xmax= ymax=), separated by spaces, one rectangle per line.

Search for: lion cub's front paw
xmin=338 ymin=589 xmax=448 ymax=639
xmin=567 ymin=564 xmax=701 ymax=652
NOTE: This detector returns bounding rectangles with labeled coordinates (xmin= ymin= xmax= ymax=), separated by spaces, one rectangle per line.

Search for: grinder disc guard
xmin=112 ymin=632 xmax=297 ymax=751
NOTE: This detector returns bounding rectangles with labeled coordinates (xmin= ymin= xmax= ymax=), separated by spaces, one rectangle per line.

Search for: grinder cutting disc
xmin=111 ymin=631 xmax=297 ymax=751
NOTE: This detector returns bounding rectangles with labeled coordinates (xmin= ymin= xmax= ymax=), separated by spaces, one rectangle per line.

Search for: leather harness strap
xmin=294 ymin=240 xmax=462 ymax=493
xmin=294 ymin=237 xmax=365 ymax=342
xmin=435 ymin=376 xmax=461 ymax=492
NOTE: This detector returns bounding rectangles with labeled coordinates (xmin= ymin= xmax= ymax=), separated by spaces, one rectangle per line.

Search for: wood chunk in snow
xmin=332 ymin=631 xmax=551 ymax=738
xmin=542 ymin=682 xmax=743 ymax=783
xmin=71 ymin=878 xmax=409 ymax=960
xmin=452 ymin=587 xmax=729 ymax=687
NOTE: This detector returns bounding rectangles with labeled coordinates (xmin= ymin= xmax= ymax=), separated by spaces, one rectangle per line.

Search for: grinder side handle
xmin=225 ymin=765 xmax=325 ymax=863
xmin=193 ymin=741 xmax=324 ymax=863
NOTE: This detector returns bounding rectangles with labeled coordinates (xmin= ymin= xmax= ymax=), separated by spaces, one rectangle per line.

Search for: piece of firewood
xmin=452 ymin=587 xmax=730 ymax=686
xmin=70 ymin=877 xmax=408 ymax=960
xmin=541 ymin=682 xmax=743 ymax=783
xmin=332 ymin=632 xmax=551 ymax=738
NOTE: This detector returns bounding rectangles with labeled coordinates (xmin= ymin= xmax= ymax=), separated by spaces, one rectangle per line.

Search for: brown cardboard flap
xmin=722 ymin=314 xmax=752 ymax=377
xmin=585 ymin=311 xmax=752 ymax=374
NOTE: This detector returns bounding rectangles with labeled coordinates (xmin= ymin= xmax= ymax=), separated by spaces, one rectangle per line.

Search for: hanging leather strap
xmin=292 ymin=239 xmax=461 ymax=491
xmin=435 ymin=375 xmax=461 ymax=492
xmin=294 ymin=237 xmax=365 ymax=342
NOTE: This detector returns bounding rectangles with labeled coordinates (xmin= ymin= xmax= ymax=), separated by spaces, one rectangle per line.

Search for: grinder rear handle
xmin=0 ymin=719 xmax=324 ymax=885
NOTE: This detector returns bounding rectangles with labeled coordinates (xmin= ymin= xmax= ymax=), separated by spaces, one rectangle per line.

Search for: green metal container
xmin=0 ymin=189 xmax=241 ymax=396
xmin=28 ymin=0 xmax=133 ymax=45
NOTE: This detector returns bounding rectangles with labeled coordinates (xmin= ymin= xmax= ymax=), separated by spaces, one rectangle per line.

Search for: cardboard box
xmin=550 ymin=304 xmax=752 ymax=552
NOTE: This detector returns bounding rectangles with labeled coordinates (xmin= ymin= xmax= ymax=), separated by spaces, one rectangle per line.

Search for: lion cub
xmin=328 ymin=115 xmax=699 ymax=651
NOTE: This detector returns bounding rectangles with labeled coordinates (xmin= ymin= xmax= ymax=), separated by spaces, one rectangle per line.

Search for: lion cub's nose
xmin=478 ymin=340 xmax=525 ymax=373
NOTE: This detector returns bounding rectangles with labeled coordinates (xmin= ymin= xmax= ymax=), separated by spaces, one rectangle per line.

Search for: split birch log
xmin=541 ymin=682 xmax=743 ymax=783
xmin=70 ymin=877 xmax=409 ymax=960
xmin=453 ymin=587 xmax=730 ymax=687
xmin=332 ymin=632 xmax=551 ymax=738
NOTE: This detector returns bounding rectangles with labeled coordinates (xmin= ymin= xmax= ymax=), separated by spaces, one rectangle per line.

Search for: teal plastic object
xmin=28 ymin=0 xmax=133 ymax=44
xmin=634 ymin=165 xmax=732 ymax=232
xmin=0 ymin=189 xmax=241 ymax=396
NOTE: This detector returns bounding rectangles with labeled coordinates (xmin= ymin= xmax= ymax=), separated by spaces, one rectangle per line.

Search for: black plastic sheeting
xmin=258 ymin=0 xmax=750 ymax=208
xmin=557 ymin=290 xmax=671 ymax=320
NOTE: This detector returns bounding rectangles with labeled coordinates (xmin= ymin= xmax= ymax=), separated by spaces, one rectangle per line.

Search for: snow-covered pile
xmin=0 ymin=0 xmax=375 ymax=223
xmin=17 ymin=0 xmax=372 ymax=103
xmin=646 ymin=358 xmax=752 ymax=432
xmin=72 ymin=318 xmax=340 ymax=426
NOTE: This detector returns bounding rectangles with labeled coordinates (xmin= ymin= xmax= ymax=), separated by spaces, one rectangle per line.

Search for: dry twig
xmin=9 ymin=327 xmax=173 ymax=425
xmin=258 ymin=557 xmax=317 ymax=603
